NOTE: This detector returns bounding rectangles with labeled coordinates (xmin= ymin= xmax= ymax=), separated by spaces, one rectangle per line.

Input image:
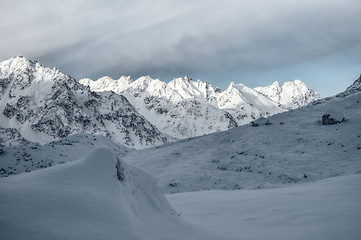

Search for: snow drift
xmin=0 ymin=147 xmax=223 ymax=240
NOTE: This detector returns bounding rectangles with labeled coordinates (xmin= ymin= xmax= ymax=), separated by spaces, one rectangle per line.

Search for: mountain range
xmin=80 ymin=73 xmax=320 ymax=140
xmin=0 ymin=56 xmax=359 ymax=239
xmin=0 ymin=56 xmax=320 ymax=147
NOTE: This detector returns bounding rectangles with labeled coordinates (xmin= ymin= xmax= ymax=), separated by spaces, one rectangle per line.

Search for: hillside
xmin=123 ymin=79 xmax=361 ymax=193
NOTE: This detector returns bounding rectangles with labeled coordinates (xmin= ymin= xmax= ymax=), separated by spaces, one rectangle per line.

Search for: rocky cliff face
xmin=0 ymin=56 xmax=168 ymax=148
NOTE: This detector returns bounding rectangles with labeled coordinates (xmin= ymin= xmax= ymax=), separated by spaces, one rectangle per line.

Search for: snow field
xmin=168 ymin=174 xmax=361 ymax=240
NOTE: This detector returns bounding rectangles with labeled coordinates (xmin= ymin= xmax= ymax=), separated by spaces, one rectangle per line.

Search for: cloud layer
xmin=1 ymin=0 xmax=361 ymax=95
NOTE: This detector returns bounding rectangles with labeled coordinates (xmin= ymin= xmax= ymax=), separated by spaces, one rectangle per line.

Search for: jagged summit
xmin=255 ymin=79 xmax=321 ymax=109
xmin=1 ymin=56 xmax=63 ymax=78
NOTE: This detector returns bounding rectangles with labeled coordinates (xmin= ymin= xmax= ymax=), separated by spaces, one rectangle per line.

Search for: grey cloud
xmin=1 ymin=0 xmax=360 ymax=94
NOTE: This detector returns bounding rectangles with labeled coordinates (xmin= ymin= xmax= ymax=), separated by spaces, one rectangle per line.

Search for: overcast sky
xmin=1 ymin=0 xmax=361 ymax=96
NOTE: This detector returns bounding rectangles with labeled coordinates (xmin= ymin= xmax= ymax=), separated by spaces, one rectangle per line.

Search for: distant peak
xmin=11 ymin=55 xmax=27 ymax=60
xmin=99 ymin=76 xmax=114 ymax=81
xmin=271 ymin=81 xmax=280 ymax=87
xmin=136 ymin=75 xmax=154 ymax=82
xmin=8 ymin=55 xmax=31 ymax=64
xmin=184 ymin=76 xmax=192 ymax=82
xmin=215 ymin=87 xmax=222 ymax=93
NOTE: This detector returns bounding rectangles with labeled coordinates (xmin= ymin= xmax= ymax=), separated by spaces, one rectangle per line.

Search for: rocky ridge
xmin=0 ymin=56 xmax=168 ymax=148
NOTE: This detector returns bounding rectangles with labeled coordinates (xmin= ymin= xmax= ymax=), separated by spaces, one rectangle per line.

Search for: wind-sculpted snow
xmin=0 ymin=56 xmax=168 ymax=148
xmin=124 ymin=88 xmax=361 ymax=193
xmin=0 ymin=147 xmax=225 ymax=240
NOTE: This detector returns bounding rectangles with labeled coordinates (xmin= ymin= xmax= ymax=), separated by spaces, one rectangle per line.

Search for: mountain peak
xmin=184 ymin=75 xmax=192 ymax=82
xmin=255 ymin=80 xmax=321 ymax=109
xmin=1 ymin=56 xmax=32 ymax=73
xmin=293 ymin=79 xmax=303 ymax=84
xmin=271 ymin=81 xmax=280 ymax=87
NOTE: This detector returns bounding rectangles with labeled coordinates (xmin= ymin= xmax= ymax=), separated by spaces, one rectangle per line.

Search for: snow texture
xmin=0 ymin=147 xmax=226 ymax=240
xmin=168 ymin=174 xmax=361 ymax=240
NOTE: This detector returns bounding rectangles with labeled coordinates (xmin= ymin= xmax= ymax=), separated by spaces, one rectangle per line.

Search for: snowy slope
xmin=168 ymin=174 xmax=361 ymax=240
xmin=0 ymin=56 xmax=168 ymax=148
xmin=254 ymin=80 xmax=321 ymax=109
xmin=123 ymin=83 xmax=361 ymax=193
xmin=337 ymin=74 xmax=361 ymax=97
xmin=0 ymin=147 xmax=227 ymax=240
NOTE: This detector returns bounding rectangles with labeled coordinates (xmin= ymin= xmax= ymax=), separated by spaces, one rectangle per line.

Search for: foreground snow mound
xmin=0 ymin=147 xmax=223 ymax=240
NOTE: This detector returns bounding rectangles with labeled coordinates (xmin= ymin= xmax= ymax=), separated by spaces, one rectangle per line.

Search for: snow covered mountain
xmin=123 ymin=80 xmax=361 ymax=193
xmin=254 ymin=79 xmax=321 ymax=109
xmin=0 ymin=56 xmax=168 ymax=148
xmin=80 ymin=76 xmax=295 ymax=139
xmin=80 ymin=76 xmax=239 ymax=139
xmin=3 ymin=76 xmax=359 ymax=193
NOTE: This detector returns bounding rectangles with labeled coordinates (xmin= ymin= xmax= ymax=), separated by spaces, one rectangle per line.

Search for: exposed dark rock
xmin=322 ymin=109 xmax=345 ymax=125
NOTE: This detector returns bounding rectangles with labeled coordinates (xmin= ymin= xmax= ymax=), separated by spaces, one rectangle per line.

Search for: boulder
xmin=322 ymin=109 xmax=345 ymax=125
